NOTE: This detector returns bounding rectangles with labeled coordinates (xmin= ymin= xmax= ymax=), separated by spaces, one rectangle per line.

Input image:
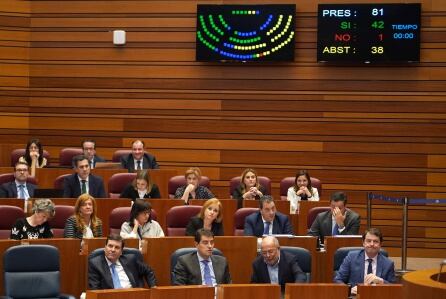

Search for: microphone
xmin=437 ymin=260 xmax=446 ymax=282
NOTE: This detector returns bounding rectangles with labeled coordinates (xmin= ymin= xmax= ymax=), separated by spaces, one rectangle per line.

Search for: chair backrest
xmin=0 ymin=206 xmax=25 ymax=239
xmin=167 ymin=175 xmax=211 ymax=199
xmin=229 ymin=176 xmax=271 ymax=198
xmin=233 ymin=207 xmax=258 ymax=236
xmin=53 ymin=174 xmax=71 ymax=190
xmin=59 ymin=148 xmax=83 ymax=167
xmin=281 ymin=246 xmax=312 ymax=282
xmin=333 ymin=247 xmax=388 ymax=272
xmin=11 ymin=149 xmax=50 ymax=167
xmin=165 ymin=205 xmax=202 ymax=236
xmin=48 ymin=205 xmax=75 ymax=238
xmin=279 ymin=176 xmax=322 ymax=200
xmin=3 ymin=245 xmax=62 ymax=299
xmin=108 ymin=173 xmax=137 ymax=198
xmin=112 ymin=150 xmax=132 ymax=163
xmin=109 ymin=207 xmax=131 ymax=235
xmin=307 ymin=206 xmax=331 ymax=229
xmin=0 ymin=173 xmax=38 ymax=186
xmin=170 ymin=247 xmax=223 ymax=284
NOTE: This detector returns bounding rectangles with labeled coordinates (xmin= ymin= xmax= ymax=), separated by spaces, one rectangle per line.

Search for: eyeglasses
xmin=15 ymin=168 xmax=28 ymax=172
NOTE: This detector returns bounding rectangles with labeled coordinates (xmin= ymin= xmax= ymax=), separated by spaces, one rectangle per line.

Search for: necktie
xmin=263 ymin=221 xmax=271 ymax=235
xmin=18 ymin=184 xmax=25 ymax=199
xmin=136 ymin=160 xmax=142 ymax=170
xmin=332 ymin=223 xmax=339 ymax=236
xmin=367 ymin=258 xmax=373 ymax=274
xmin=81 ymin=180 xmax=87 ymax=194
xmin=110 ymin=263 xmax=122 ymax=289
xmin=201 ymin=260 xmax=213 ymax=286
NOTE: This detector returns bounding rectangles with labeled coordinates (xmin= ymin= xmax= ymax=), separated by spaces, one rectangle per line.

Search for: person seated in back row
xmin=120 ymin=170 xmax=161 ymax=201
xmin=174 ymin=167 xmax=214 ymax=204
xmin=244 ymin=195 xmax=293 ymax=237
xmin=334 ymin=228 xmax=395 ymax=295
xmin=19 ymin=138 xmax=47 ymax=177
xmin=186 ymin=198 xmax=224 ymax=236
xmin=287 ymin=170 xmax=319 ymax=214
xmin=307 ymin=191 xmax=360 ymax=245
xmin=82 ymin=139 xmax=105 ymax=169
xmin=232 ymin=168 xmax=269 ymax=209
xmin=120 ymin=140 xmax=159 ymax=172
xmin=63 ymin=155 xmax=106 ymax=198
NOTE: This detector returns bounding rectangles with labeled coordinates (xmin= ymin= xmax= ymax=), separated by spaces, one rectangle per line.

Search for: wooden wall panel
xmin=0 ymin=0 xmax=445 ymax=257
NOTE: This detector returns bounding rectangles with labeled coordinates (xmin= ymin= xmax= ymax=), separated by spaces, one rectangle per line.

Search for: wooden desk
xmin=151 ymin=285 xmax=215 ymax=299
xmin=276 ymin=236 xmax=318 ymax=282
xmin=86 ymin=288 xmax=150 ymax=299
xmin=0 ymin=167 xmax=178 ymax=198
xmin=402 ymin=269 xmax=446 ymax=298
xmin=323 ymin=236 xmax=363 ymax=283
xmin=357 ymin=284 xmax=403 ymax=299
xmin=144 ymin=236 xmax=257 ymax=286
xmin=217 ymin=284 xmax=280 ymax=299
xmin=297 ymin=201 xmax=330 ymax=235
xmin=285 ymin=283 xmax=349 ymax=299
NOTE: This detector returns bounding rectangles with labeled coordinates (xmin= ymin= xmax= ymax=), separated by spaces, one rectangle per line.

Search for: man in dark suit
xmin=334 ymin=228 xmax=395 ymax=295
xmin=244 ymin=196 xmax=294 ymax=237
xmin=0 ymin=161 xmax=37 ymax=199
xmin=63 ymin=155 xmax=106 ymax=198
xmin=308 ymin=191 xmax=360 ymax=244
xmin=173 ymin=229 xmax=231 ymax=285
xmin=88 ymin=234 xmax=156 ymax=289
xmin=82 ymin=139 xmax=105 ymax=169
xmin=251 ymin=236 xmax=306 ymax=291
xmin=120 ymin=140 xmax=159 ymax=172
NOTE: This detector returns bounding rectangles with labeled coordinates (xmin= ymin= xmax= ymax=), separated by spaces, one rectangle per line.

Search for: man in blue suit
xmin=334 ymin=228 xmax=395 ymax=294
xmin=244 ymin=196 xmax=293 ymax=237
xmin=63 ymin=155 xmax=106 ymax=198
xmin=0 ymin=161 xmax=37 ymax=199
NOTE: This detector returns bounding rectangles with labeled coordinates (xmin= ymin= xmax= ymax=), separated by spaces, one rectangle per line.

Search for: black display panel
xmin=317 ymin=3 xmax=421 ymax=62
xmin=196 ymin=4 xmax=296 ymax=61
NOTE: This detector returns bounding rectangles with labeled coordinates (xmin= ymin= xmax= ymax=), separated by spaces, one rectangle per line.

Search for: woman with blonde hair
xmin=64 ymin=194 xmax=103 ymax=239
xmin=232 ymin=168 xmax=268 ymax=209
xmin=185 ymin=198 xmax=224 ymax=236
xmin=174 ymin=167 xmax=214 ymax=204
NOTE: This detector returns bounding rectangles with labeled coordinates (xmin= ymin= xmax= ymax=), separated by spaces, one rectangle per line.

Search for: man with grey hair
xmin=244 ymin=195 xmax=293 ymax=237
xmin=251 ymin=236 xmax=306 ymax=290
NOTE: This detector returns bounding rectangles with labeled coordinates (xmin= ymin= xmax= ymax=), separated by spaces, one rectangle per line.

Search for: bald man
xmin=251 ymin=236 xmax=306 ymax=291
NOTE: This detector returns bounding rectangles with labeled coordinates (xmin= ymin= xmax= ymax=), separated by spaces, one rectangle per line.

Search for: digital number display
xmin=196 ymin=5 xmax=296 ymax=62
xmin=317 ymin=3 xmax=421 ymax=62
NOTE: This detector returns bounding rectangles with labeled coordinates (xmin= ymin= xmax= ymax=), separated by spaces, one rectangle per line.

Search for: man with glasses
xmin=82 ymin=139 xmax=105 ymax=169
xmin=251 ymin=236 xmax=306 ymax=291
xmin=0 ymin=161 xmax=36 ymax=199
xmin=173 ymin=229 xmax=231 ymax=285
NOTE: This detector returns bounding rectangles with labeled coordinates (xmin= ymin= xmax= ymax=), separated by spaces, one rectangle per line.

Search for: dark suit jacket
xmin=251 ymin=251 xmax=307 ymax=289
xmin=120 ymin=153 xmax=159 ymax=172
xmin=173 ymin=252 xmax=231 ymax=285
xmin=307 ymin=209 xmax=361 ymax=243
xmin=185 ymin=217 xmax=224 ymax=237
xmin=244 ymin=211 xmax=293 ymax=237
xmin=334 ymin=249 xmax=395 ymax=286
xmin=0 ymin=181 xmax=37 ymax=198
xmin=88 ymin=252 xmax=156 ymax=289
xmin=91 ymin=155 xmax=106 ymax=167
xmin=63 ymin=173 xmax=106 ymax=198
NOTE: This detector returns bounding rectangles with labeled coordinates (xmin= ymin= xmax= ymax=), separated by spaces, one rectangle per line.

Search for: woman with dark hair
xmin=120 ymin=199 xmax=164 ymax=239
xmin=10 ymin=198 xmax=55 ymax=240
xmin=64 ymin=194 xmax=103 ymax=239
xmin=120 ymin=170 xmax=161 ymax=200
xmin=287 ymin=170 xmax=319 ymax=214
xmin=231 ymin=168 xmax=268 ymax=209
xmin=185 ymin=198 xmax=224 ymax=236
xmin=19 ymin=138 xmax=47 ymax=177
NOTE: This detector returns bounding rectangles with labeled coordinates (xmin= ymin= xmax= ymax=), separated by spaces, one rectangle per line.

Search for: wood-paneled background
xmin=1 ymin=0 xmax=445 ymax=257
